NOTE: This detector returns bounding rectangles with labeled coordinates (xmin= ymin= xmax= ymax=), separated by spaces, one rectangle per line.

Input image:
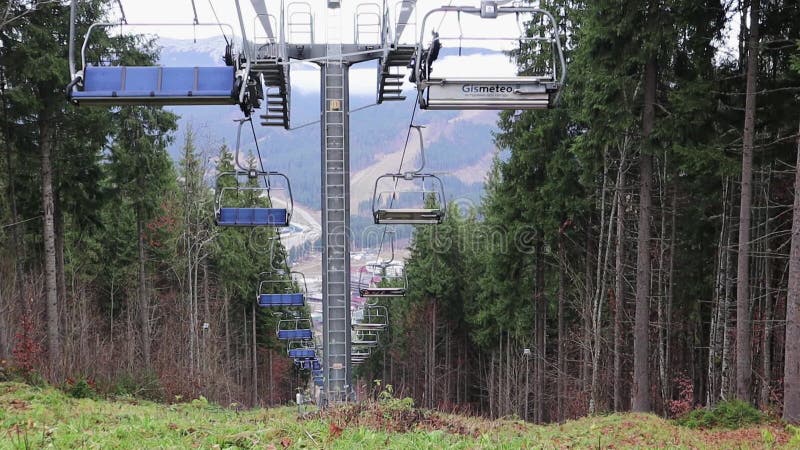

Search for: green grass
xmin=678 ymin=399 xmax=764 ymax=429
xmin=0 ymin=382 xmax=795 ymax=449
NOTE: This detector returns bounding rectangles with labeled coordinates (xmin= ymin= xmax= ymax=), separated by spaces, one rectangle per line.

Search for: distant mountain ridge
xmin=158 ymin=37 xmax=503 ymax=214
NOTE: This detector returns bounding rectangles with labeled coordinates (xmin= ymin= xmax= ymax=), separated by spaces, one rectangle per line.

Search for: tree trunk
xmin=583 ymin=222 xmax=593 ymax=396
xmin=535 ymin=239 xmax=546 ymax=423
xmin=40 ymin=118 xmax=61 ymax=379
xmin=187 ymin=242 xmax=195 ymax=376
xmin=708 ymin=178 xmax=733 ymax=406
xmin=782 ymin=121 xmax=800 ymax=422
xmin=558 ymin=232 xmax=566 ymax=421
xmin=633 ymin=57 xmax=656 ymax=413
xmin=614 ymin=160 xmax=626 ymax=411
xmin=760 ymin=170 xmax=773 ymax=408
xmin=591 ymin=150 xmax=615 ymax=414
xmin=225 ymin=289 xmax=231 ymax=371
xmin=54 ymin=197 xmax=67 ymax=331
xmin=721 ymin=224 xmax=735 ymax=400
xmin=666 ymin=190 xmax=676 ymax=405
xmin=736 ymin=0 xmax=759 ymax=403
xmin=252 ymin=302 xmax=257 ymax=406
xmin=2 ymin=76 xmax=24 ymax=276
xmin=200 ymin=260 xmax=209 ymax=373
xmin=269 ymin=349 xmax=273 ymax=405
xmin=137 ymin=212 xmax=151 ymax=370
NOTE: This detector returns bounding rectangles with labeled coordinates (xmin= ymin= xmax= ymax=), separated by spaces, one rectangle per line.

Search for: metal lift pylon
xmin=320 ymin=4 xmax=352 ymax=404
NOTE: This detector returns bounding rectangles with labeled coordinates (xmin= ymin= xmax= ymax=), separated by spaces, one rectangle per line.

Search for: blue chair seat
xmin=277 ymin=329 xmax=313 ymax=340
xmin=70 ymin=66 xmax=237 ymax=105
xmin=258 ymin=293 xmax=305 ymax=307
xmin=312 ymin=360 xmax=321 ymax=371
xmin=312 ymin=369 xmax=322 ymax=377
xmin=289 ymin=349 xmax=316 ymax=360
xmin=217 ymin=207 xmax=289 ymax=227
xmin=314 ymin=377 xmax=323 ymax=386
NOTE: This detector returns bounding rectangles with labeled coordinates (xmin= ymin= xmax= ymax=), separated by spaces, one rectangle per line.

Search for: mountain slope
xmin=158 ymin=38 xmax=500 ymax=215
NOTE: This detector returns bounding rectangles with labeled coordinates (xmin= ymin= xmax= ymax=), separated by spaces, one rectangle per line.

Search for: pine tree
xmin=108 ymin=106 xmax=178 ymax=370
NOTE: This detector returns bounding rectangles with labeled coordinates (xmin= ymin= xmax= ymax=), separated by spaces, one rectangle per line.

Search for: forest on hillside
xmin=1 ymin=0 xmax=800 ymax=426
xmin=353 ymin=0 xmax=800 ymax=424
xmin=0 ymin=1 xmax=300 ymax=405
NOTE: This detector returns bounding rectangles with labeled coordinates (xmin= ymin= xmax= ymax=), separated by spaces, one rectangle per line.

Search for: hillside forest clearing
xmin=3 ymin=0 xmax=800 ymax=445
xmin=0 ymin=382 xmax=798 ymax=449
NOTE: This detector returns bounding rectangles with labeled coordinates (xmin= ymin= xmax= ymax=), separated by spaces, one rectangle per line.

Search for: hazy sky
xmin=113 ymin=0 xmax=538 ymax=45
xmin=111 ymin=1 xmax=526 ymax=94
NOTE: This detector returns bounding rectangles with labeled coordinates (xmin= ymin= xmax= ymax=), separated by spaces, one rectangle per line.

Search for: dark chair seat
xmin=374 ymin=208 xmax=444 ymax=225
xmin=359 ymin=286 xmax=406 ymax=297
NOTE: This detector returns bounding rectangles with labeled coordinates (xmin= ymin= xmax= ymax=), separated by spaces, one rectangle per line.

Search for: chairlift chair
xmin=215 ymin=118 xmax=294 ymax=227
xmin=358 ymin=261 xmax=407 ymax=297
xmin=295 ymin=359 xmax=313 ymax=370
xmin=257 ymin=271 xmax=307 ymax=307
xmin=66 ymin=8 xmax=260 ymax=115
xmin=277 ymin=317 xmax=313 ymax=340
xmin=352 ymin=329 xmax=380 ymax=346
xmin=372 ymin=174 xmax=445 ymax=224
xmin=215 ymin=170 xmax=293 ymax=227
xmin=296 ymin=358 xmax=320 ymax=371
xmin=351 ymin=304 xmax=389 ymax=331
xmin=412 ymin=3 xmax=566 ymax=110
xmin=288 ymin=339 xmax=316 ymax=360
xmin=371 ymin=126 xmax=445 ymax=225
xmin=351 ymin=345 xmax=372 ymax=358
xmin=314 ymin=376 xmax=324 ymax=387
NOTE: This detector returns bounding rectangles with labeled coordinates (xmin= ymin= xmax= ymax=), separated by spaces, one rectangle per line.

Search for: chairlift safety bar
xmin=74 ymin=22 xmax=238 ymax=81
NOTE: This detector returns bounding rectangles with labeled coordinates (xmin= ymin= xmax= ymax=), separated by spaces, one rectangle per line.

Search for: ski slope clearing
xmin=0 ymin=382 xmax=796 ymax=449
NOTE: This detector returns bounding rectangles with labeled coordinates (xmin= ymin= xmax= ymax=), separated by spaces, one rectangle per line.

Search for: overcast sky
xmin=114 ymin=1 xmax=539 ymax=45
xmin=110 ymin=1 xmax=528 ymax=94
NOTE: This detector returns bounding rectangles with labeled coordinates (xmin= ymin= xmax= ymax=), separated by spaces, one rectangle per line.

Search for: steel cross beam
xmin=249 ymin=0 xmax=275 ymax=41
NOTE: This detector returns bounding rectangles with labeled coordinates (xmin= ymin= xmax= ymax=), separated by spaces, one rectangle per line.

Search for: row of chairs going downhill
xmin=350 ymin=304 xmax=389 ymax=365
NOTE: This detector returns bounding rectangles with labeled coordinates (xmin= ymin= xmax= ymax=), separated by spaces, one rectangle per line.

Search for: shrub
xmin=677 ymin=399 xmax=763 ymax=429
xmin=112 ymin=372 xmax=164 ymax=401
xmin=66 ymin=378 xmax=96 ymax=399
xmin=787 ymin=424 xmax=800 ymax=448
xmin=667 ymin=373 xmax=694 ymax=418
